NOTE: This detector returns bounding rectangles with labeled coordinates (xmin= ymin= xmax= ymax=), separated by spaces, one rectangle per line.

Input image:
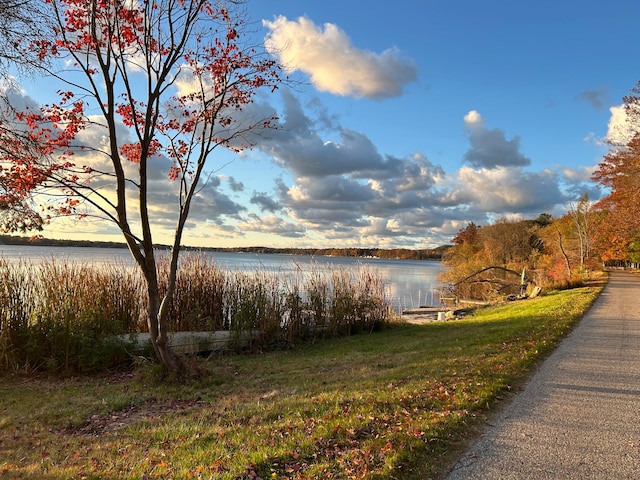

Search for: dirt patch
xmin=58 ymin=398 xmax=210 ymax=437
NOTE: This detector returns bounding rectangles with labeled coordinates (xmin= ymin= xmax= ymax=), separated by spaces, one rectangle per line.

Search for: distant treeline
xmin=0 ymin=235 xmax=449 ymax=260
xmin=0 ymin=235 xmax=129 ymax=249
xmin=222 ymin=246 xmax=449 ymax=260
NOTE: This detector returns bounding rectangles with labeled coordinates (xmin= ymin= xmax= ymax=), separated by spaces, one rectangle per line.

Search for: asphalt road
xmin=443 ymin=270 xmax=640 ymax=479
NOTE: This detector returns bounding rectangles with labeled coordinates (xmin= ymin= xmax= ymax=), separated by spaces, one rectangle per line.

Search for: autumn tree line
xmin=224 ymin=246 xmax=448 ymax=260
xmin=441 ymin=81 xmax=640 ymax=300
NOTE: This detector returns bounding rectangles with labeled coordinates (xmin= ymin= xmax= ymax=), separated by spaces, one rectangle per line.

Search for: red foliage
xmin=592 ymin=82 xmax=640 ymax=261
xmin=452 ymin=222 xmax=481 ymax=245
xmin=1 ymin=0 xmax=282 ymax=235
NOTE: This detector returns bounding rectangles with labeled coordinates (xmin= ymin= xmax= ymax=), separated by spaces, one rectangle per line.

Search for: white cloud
xmin=463 ymin=110 xmax=484 ymax=127
xmin=447 ymin=166 xmax=564 ymax=213
xmin=560 ymin=165 xmax=595 ymax=183
xmin=263 ymin=16 xmax=417 ymax=99
xmin=606 ymin=104 xmax=636 ymax=146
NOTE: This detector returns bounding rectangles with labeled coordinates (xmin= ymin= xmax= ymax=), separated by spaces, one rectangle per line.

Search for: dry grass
xmin=0 ymin=254 xmax=391 ymax=372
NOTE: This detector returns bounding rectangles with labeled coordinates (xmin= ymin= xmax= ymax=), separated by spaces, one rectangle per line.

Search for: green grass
xmin=0 ymin=284 xmax=602 ymax=479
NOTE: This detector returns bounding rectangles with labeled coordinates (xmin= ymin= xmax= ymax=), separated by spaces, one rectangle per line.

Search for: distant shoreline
xmin=0 ymin=234 xmax=449 ymax=261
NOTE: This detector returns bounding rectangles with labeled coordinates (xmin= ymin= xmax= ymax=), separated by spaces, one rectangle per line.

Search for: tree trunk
xmin=557 ymin=231 xmax=572 ymax=279
xmin=146 ymin=271 xmax=184 ymax=373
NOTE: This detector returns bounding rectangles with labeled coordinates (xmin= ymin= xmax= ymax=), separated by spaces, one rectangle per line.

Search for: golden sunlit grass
xmin=0 ymin=284 xmax=602 ymax=479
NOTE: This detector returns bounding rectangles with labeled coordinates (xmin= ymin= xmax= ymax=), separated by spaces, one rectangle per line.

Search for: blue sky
xmin=10 ymin=0 xmax=640 ymax=248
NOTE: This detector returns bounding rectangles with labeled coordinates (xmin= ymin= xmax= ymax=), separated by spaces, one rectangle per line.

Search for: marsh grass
xmin=0 ymin=254 xmax=390 ymax=372
xmin=0 ymin=258 xmax=143 ymax=372
xmin=0 ymin=284 xmax=602 ymax=479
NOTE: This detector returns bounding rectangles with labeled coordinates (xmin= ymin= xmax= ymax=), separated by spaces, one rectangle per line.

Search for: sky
xmin=9 ymin=0 xmax=640 ymax=249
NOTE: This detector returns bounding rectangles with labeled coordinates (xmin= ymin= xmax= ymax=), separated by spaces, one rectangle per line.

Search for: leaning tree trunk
xmin=557 ymin=231 xmax=572 ymax=280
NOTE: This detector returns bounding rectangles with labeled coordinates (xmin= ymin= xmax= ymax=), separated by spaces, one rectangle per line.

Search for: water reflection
xmin=0 ymin=245 xmax=444 ymax=312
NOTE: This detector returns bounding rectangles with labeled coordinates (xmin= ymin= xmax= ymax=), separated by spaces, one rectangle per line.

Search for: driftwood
xmin=453 ymin=266 xmax=537 ymax=302
xmin=454 ymin=266 xmax=525 ymax=286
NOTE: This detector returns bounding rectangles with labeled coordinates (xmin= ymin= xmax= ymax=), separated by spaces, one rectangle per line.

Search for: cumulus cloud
xmin=227 ymin=177 xmax=245 ymax=192
xmin=300 ymin=176 xmax=375 ymax=204
xmin=445 ymin=166 xmax=565 ymax=214
xmin=230 ymin=93 xmax=589 ymax=246
xmin=463 ymin=110 xmax=531 ymax=169
xmin=250 ymin=191 xmax=280 ymax=213
xmin=559 ymin=166 xmax=602 ymax=201
xmin=249 ymin=91 xmax=448 ymax=236
xmin=560 ymin=165 xmax=595 ymax=183
xmin=237 ymin=213 xmax=306 ymax=239
xmin=463 ymin=110 xmax=483 ymax=127
xmin=270 ymin=126 xmax=402 ymax=179
xmin=263 ymin=16 xmax=417 ymax=99
xmin=135 ymin=174 xmax=248 ymax=240
xmin=259 ymin=89 xmax=405 ymax=180
xmin=606 ymin=104 xmax=638 ymax=146
xmin=4 ymin=80 xmax=592 ymax=248
xmin=0 ymin=83 xmax=39 ymax=122
xmin=188 ymin=177 xmax=246 ymax=218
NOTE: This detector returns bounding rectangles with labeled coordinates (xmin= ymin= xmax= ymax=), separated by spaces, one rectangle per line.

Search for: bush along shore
xmin=0 ymin=282 xmax=603 ymax=478
xmin=0 ymin=253 xmax=390 ymax=373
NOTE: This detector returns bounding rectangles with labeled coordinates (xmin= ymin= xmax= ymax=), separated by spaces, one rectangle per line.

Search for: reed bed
xmin=0 ymin=254 xmax=391 ymax=372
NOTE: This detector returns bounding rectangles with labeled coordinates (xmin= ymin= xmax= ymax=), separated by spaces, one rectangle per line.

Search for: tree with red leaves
xmin=0 ymin=0 xmax=54 ymax=232
xmin=592 ymin=81 xmax=640 ymax=263
xmin=0 ymin=0 xmax=283 ymax=372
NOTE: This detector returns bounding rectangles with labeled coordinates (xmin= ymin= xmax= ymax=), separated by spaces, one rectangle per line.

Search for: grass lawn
xmin=0 ymin=283 xmax=603 ymax=479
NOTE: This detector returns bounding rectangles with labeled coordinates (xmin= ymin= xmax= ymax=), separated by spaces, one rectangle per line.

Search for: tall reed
xmin=0 ymin=258 xmax=144 ymax=372
xmin=0 ymin=253 xmax=391 ymax=372
xmin=156 ymin=253 xmax=227 ymax=331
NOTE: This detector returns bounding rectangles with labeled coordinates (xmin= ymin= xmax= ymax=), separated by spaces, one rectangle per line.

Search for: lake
xmin=0 ymin=245 xmax=445 ymax=312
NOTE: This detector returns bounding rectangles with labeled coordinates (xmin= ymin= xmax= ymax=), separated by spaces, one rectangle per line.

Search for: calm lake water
xmin=0 ymin=245 xmax=444 ymax=312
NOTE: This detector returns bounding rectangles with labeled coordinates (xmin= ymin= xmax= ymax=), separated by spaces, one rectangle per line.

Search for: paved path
xmin=443 ymin=271 xmax=640 ymax=479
